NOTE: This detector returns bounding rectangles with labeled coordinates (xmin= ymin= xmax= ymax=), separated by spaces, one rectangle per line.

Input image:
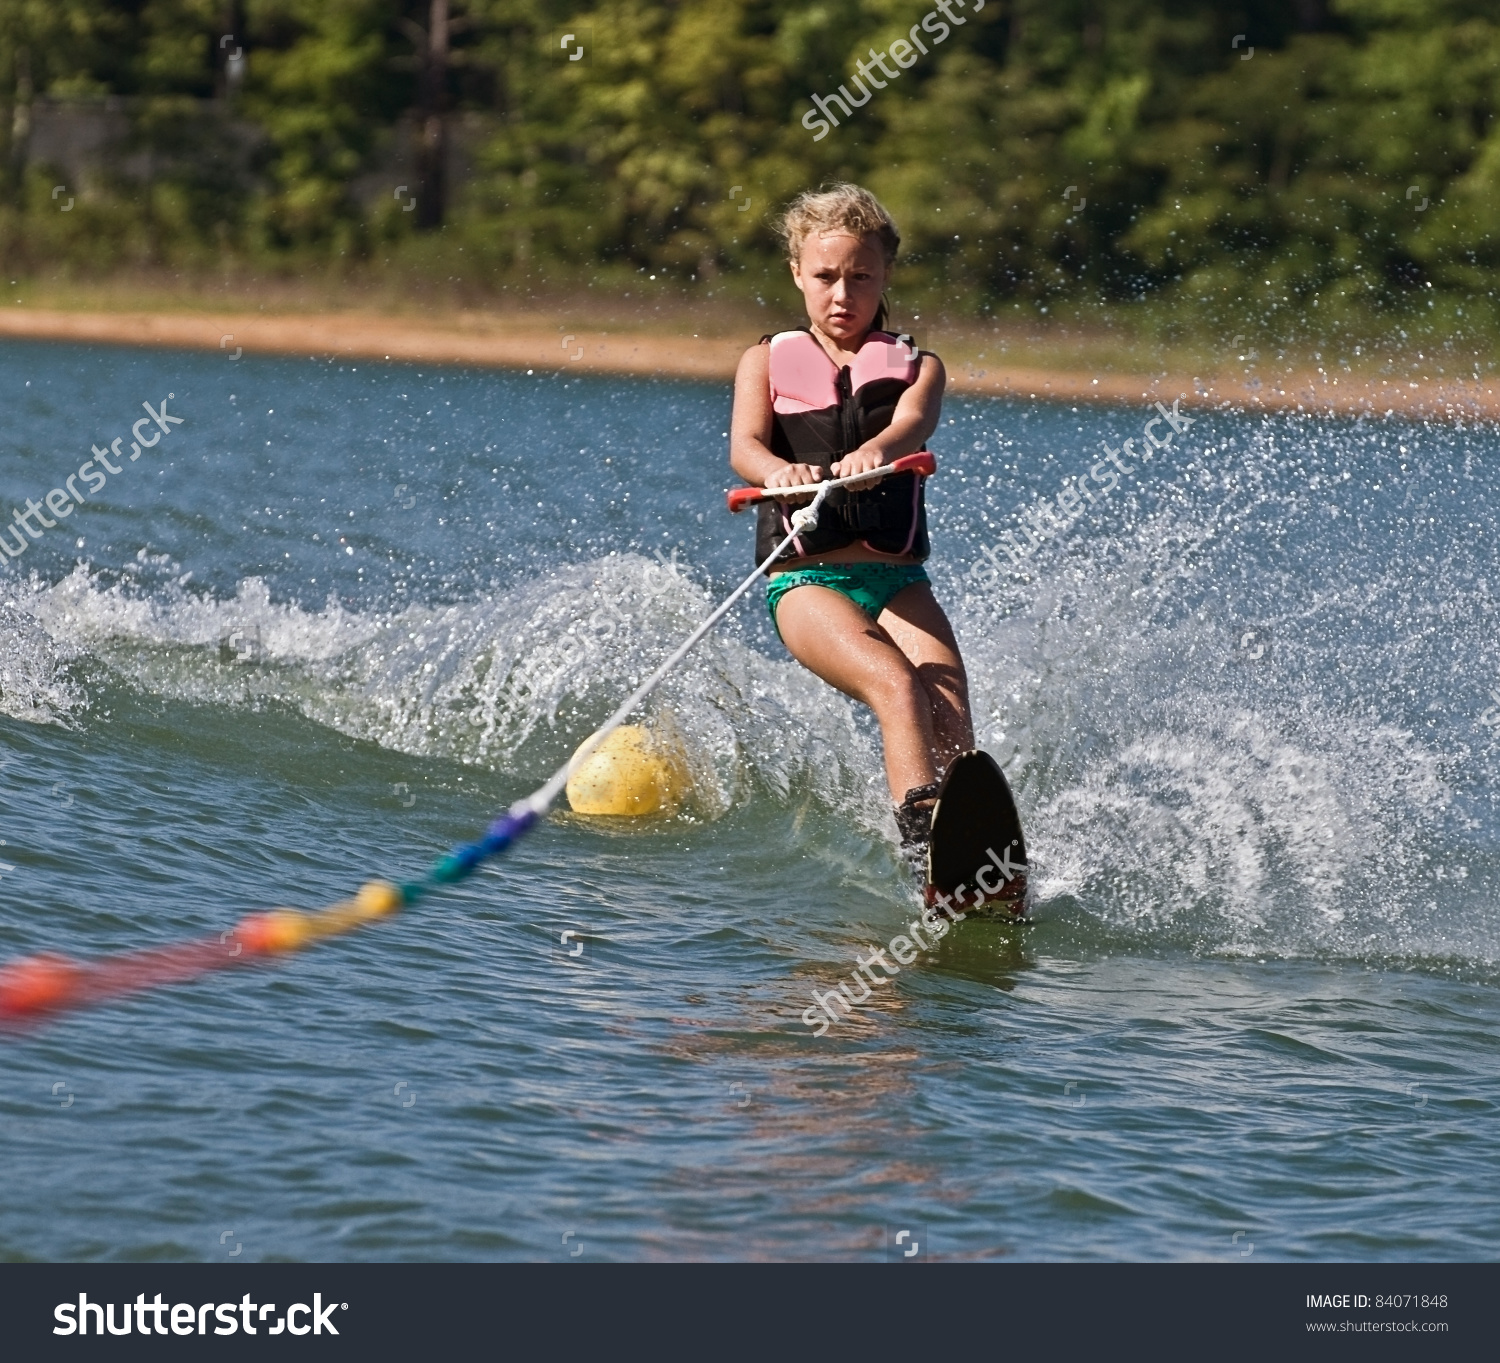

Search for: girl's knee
xmin=868 ymin=664 xmax=928 ymax=717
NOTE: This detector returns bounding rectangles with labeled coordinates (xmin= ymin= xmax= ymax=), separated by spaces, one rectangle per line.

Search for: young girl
xmin=729 ymin=183 xmax=973 ymax=862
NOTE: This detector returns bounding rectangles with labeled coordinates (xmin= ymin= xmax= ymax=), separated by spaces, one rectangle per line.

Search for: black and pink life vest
xmin=755 ymin=328 xmax=930 ymax=567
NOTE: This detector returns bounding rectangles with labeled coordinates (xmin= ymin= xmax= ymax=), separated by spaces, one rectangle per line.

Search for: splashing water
xmin=8 ymin=553 xmax=885 ymax=831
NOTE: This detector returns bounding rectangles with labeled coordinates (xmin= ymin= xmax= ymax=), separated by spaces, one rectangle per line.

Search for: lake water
xmin=0 ymin=339 xmax=1495 ymax=1261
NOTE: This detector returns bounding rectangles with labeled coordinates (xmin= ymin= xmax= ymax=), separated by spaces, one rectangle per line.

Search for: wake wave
xmin=939 ymin=421 xmax=1492 ymax=967
xmin=2 ymin=554 xmax=887 ymax=828
xmin=0 ymin=598 xmax=83 ymax=725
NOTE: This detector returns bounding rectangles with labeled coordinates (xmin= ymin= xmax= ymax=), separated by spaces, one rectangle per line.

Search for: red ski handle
xmin=726 ymin=450 xmax=937 ymax=513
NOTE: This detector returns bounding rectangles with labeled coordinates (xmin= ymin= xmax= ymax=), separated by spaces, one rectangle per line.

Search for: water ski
xmin=925 ymin=750 xmax=1029 ymax=917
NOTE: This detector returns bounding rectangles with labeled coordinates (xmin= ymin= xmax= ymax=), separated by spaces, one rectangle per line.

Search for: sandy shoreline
xmin=0 ymin=306 xmax=1494 ymax=422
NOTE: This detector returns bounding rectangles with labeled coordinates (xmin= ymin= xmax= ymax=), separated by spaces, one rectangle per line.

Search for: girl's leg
xmin=773 ymin=584 xmax=938 ymax=800
xmin=876 ymin=582 xmax=974 ymax=773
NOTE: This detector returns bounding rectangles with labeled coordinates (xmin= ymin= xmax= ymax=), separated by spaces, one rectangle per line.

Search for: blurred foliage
xmin=0 ymin=0 xmax=1497 ymax=340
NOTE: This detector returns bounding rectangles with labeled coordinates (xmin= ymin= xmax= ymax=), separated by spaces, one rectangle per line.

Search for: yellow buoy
xmin=565 ymin=724 xmax=688 ymax=816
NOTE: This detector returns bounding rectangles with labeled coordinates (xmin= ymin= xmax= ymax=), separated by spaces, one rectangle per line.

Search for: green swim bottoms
xmin=766 ymin=562 xmax=931 ymax=639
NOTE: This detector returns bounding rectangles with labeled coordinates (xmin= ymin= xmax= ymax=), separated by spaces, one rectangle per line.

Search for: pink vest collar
xmin=768 ymin=329 xmax=918 ymax=414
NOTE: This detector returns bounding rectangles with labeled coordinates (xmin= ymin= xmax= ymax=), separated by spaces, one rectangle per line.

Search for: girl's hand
xmin=830 ymin=446 xmax=887 ymax=486
xmin=764 ymin=462 xmax=825 ymax=503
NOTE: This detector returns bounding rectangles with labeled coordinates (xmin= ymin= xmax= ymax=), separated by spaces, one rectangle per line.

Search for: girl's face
xmin=789 ymin=231 xmax=891 ymax=344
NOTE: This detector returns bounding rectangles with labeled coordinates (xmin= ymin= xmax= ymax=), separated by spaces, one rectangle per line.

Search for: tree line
xmin=0 ymin=1 xmax=1496 ymax=337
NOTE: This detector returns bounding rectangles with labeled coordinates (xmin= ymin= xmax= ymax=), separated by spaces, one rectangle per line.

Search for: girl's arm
xmin=729 ymin=343 xmax=825 ymax=500
xmin=730 ymin=342 xmax=946 ymax=494
xmin=831 ymin=352 xmax=946 ymax=479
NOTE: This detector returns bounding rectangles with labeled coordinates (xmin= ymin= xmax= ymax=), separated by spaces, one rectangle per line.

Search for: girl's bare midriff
xmin=767 ymin=541 xmax=920 ymax=573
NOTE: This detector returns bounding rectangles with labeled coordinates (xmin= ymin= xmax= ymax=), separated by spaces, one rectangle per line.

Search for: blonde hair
xmin=779 ymin=183 xmax=901 ymax=266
